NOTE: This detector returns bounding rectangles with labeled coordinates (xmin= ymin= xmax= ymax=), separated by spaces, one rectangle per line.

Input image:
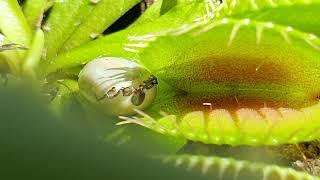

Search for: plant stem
xmin=22 ymin=29 xmax=44 ymax=78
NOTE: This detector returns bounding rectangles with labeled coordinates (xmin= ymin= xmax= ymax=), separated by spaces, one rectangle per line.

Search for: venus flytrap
xmin=72 ymin=0 xmax=320 ymax=178
xmin=2 ymin=0 xmax=320 ymax=179
xmin=159 ymin=155 xmax=320 ymax=180
xmin=43 ymin=0 xmax=320 ymax=76
xmin=115 ymin=9 xmax=320 ymax=146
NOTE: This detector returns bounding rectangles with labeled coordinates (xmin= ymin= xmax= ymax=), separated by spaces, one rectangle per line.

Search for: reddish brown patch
xmin=156 ymin=57 xmax=320 ymax=115
xmin=159 ymin=93 xmax=319 ymax=116
xmin=166 ymin=56 xmax=295 ymax=86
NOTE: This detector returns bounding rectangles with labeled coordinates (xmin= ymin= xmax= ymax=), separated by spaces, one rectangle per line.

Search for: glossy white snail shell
xmin=78 ymin=57 xmax=157 ymax=115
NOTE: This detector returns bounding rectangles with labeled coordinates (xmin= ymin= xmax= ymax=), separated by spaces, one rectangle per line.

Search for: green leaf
xmin=60 ymin=0 xmax=141 ymax=52
xmin=0 ymin=0 xmax=32 ymax=52
xmin=22 ymin=0 xmax=47 ymax=31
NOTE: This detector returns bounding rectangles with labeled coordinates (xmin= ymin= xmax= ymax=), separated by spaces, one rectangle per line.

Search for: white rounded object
xmin=78 ymin=57 xmax=157 ymax=116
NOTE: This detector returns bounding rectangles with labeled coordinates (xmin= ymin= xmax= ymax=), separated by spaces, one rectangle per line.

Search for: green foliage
xmin=1 ymin=0 xmax=320 ymax=179
xmin=0 ymin=85 xmax=208 ymax=179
